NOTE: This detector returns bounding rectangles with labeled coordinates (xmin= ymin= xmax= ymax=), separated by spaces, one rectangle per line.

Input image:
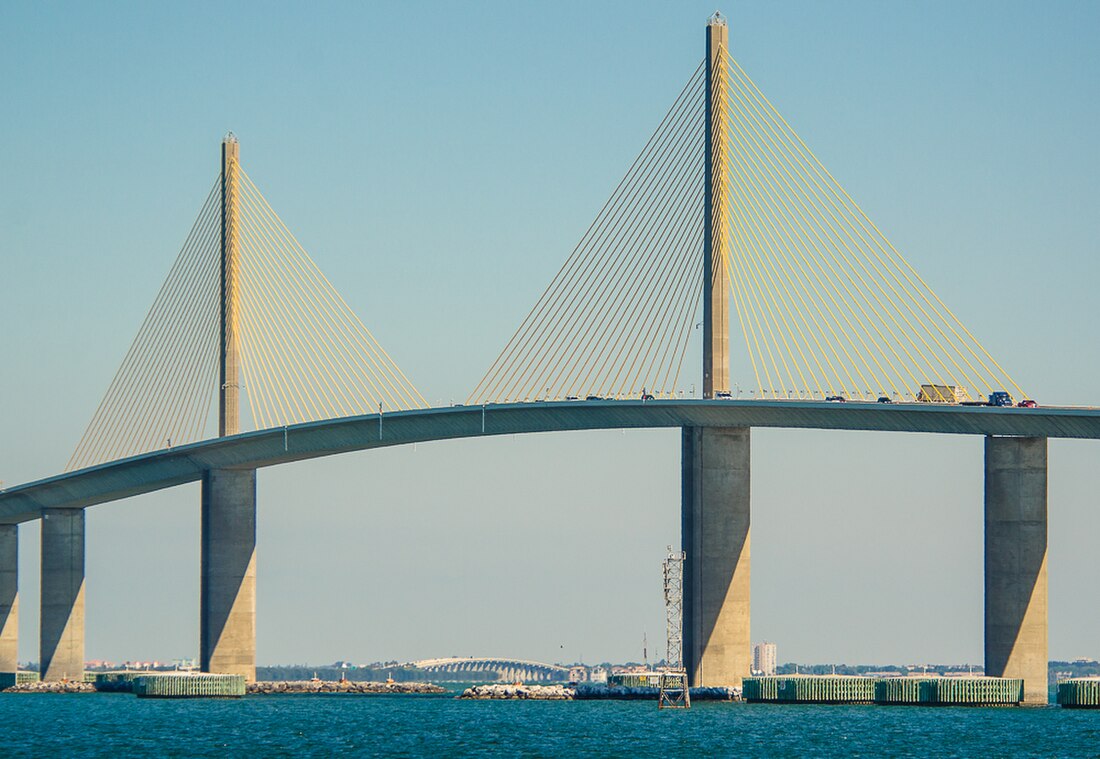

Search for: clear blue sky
xmin=1 ymin=1 xmax=1098 ymax=667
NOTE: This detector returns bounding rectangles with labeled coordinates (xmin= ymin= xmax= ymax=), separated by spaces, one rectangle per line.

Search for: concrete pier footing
xmin=40 ymin=509 xmax=85 ymax=681
xmin=682 ymin=426 xmax=751 ymax=688
xmin=201 ymin=468 xmax=256 ymax=681
xmin=984 ymin=435 xmax=1048 ymax=705
xmin=0 ymin=525 xmax=17 ymax=673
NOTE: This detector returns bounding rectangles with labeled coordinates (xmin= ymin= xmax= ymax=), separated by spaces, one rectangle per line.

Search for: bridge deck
xmin=3 ymin=400 xmax=1099 ymax=524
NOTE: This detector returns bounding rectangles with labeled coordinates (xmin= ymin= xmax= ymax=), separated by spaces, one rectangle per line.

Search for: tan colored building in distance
xmin=753 ymin=642 xmax=777 ymax=676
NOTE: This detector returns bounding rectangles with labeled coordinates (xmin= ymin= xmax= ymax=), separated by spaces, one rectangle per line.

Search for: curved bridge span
xmin=410 ymin=657 xmax=569 ymax=683
xmin=3 ymin=399 xmax=1099 ymax=524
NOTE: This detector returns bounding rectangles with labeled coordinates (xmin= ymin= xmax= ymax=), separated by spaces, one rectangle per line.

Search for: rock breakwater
xmin=461 ymin=684 xmax=574 ymax=700
xmin=459 ymin=684 xmax=740 ymax=701
xmin=249 ymin=680 xmax=446 ymax=695
xmin=3 ymin=681 xmax=96 ymax=694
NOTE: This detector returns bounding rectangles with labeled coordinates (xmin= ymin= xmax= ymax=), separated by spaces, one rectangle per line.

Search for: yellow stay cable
xmin=468 ymin=64 xmax=705 ymax=404
xmin=499 ymin=83 xmax=703 ymax=401
xmin=236 ymin=221 xmax=324 ymax=424
xmin=726 ymin=95 xmax=894 ymax=397
xmin=728 ymin=68 xmax=958 ymax=397
xmin=238 ymin=173 xmax=408 ymax=412
xmin=240 ymin=169 xmax=428 ymax=408
xmin=237 ymin=188 xmax=377 ymax=417
xmin=613 ymin=193 xmax=706 ymax=396
xmin=725 ymin=87 xmax=897 ymax=397
xmin=730 ymin=57 xmax=1024 ymax=401
xmin=572 ymin=138 xmax=704 ymax=397
xmin=71 ymin=184 xmax=221 ymax=467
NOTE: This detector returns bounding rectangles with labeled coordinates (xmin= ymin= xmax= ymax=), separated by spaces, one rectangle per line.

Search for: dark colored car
xmin=989 ymin=391 xmax=1014 ymax=407
xmin=825 ymin=395 xmax=846 ymax=402
xmin=877 ymin=396 xmax=892 ymax=404
xmin=585 ymin=395 xmax=603 ymax=401
xmin=1017 ymin=399 xmax=1038 ymax=408
xmin=715 ymin=390 xmax=733 ymax=399
xmin=641 ymin=393 xmax=655 ymax=401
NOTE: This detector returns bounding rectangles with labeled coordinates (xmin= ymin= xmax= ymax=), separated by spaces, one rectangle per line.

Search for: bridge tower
xmin=219 ymin=133 xmax=241 ymax=437
xmin=200 ymin=133 xmax=257 ymax=681
xmin=681 ymin=13 xmax=751 ymax=690
xmin=702 ymin=13 xmax=730 ymax=401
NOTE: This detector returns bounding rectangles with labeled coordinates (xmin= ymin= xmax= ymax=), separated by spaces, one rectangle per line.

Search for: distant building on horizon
xmin=753 ymin=642 xmax=777 ymax=676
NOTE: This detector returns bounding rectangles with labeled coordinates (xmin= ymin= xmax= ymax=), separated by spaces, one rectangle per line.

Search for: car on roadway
xmin=715 ymin=390 xmax=733 ymax=399
xmin=641 ymin=393 xmax=655 ymax=401
xmin=825 ymin=395 xmax=846 ymax=402
xmin=585 ymin=395 xmax=603 ymax=401
xmin=877 ymin=396 xmax=892 ymax=404
xmin=1017 ymin=399 xmax=1038 ymax=408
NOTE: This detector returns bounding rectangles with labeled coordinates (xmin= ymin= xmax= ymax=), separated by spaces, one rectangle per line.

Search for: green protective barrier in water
xmin=744 ymin=676 xmax=1023 ymax=706
xmin=132 ymin=673 xmax=245 ymax=699
xmin=1057 ymin=679 xmax=1100 ymax=708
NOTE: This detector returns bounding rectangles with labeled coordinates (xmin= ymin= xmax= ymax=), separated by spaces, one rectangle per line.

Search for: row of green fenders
xmin=743 ymin=676 xmax=1024 ymax=705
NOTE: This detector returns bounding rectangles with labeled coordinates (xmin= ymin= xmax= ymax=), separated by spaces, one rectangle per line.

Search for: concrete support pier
xmin=40 ymin=509 xmax=84 ymax=681
xmin=682 ymin=426 xmax=751 ymax=687
xmin=984 ymin=435 xmax=1048 ymax=705
xmin=0 ymin=525 xmax=17 ymax=673
xmin=201 ymin=468 xmax=256 ymax=681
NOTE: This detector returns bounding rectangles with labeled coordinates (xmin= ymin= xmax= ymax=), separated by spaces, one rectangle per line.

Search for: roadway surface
xmin=3 ymin=399 xmax=1099 ymax=524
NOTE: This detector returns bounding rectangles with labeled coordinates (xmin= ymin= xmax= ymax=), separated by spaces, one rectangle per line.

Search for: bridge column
xmin=0 ymin=525 xmax=17 ymax=673
xmin=40 ymin=509 xmax=84 ymax=681
xmin=985 ymin=435 xmax=1048 ymax=704
xmin=682 ymin=426 xmax=750 ymax=687
xmin=200 ymin=468 xmax=256 ymax=681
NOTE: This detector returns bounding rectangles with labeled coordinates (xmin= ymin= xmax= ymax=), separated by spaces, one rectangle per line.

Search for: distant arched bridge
xmin=409 ymin=657 xmax=570 ymax=683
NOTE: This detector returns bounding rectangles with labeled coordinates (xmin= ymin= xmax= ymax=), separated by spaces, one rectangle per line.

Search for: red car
xmin=1017 ymin=399 xmax=1038 ymax=408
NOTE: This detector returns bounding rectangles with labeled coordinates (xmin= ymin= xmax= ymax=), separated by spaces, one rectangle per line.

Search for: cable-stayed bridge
xmin=0 ymin=14 xmax=1085 ymax=704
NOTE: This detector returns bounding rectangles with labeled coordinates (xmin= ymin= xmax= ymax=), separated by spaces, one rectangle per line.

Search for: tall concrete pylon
xmin=702 ymin=13 xmax=730 ymax=401
xmin=219 ymin=134 xmax=241 ymax=438
xmin=682 ymin=14 xmax=751 ymax=689
xmin=200 ymin=133 xmax=257 ymax=681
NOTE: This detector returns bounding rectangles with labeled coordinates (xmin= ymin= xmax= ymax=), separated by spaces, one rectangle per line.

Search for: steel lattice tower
xmin=659 ymin=545 xmax=691 ymax=709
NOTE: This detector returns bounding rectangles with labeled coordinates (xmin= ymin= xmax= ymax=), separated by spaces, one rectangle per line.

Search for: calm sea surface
xmin=2 ymin=692 xmax=1099 ymax=757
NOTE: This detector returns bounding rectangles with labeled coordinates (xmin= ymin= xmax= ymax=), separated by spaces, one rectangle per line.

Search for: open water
xmin=2 ymin=692 xmax=1099 ymax=757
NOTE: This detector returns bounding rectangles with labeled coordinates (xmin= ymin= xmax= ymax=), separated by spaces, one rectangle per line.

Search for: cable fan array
xmin=470 ymin=50 xmax=1023 ymax=404
xmin=68 ymin=183 xmax=222 ymax=471
xmin=69 ymin=168 xmax=425 ymax=471
xmin=468 ymin=63 xmax=706 ymax=404
xmin=719 ymin=56 xmax=1022 ymax=401
xmin=234 ymin=168 xmax=427 ymax=429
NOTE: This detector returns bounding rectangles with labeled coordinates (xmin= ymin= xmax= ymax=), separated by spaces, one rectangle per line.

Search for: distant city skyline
xmin=1 ymin=1 xmax=1098 ymax=668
